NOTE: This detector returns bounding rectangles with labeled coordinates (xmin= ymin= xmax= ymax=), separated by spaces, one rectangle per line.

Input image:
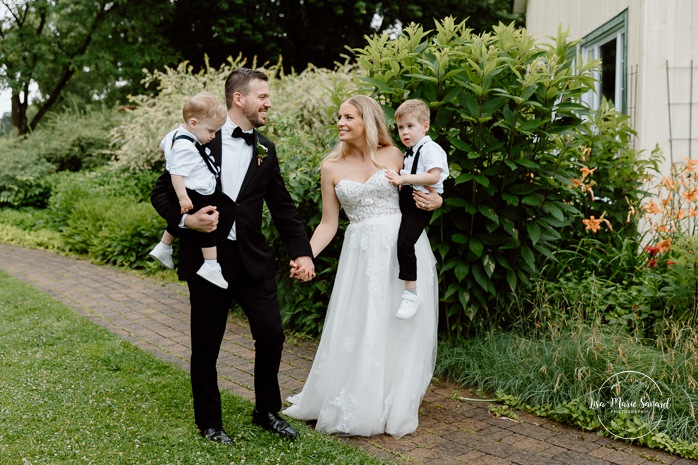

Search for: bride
xmin=285 ymin=95 xmax=440 ymax=438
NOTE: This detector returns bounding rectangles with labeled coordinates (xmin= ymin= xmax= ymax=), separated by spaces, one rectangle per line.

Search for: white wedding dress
xmin=283 ymin=169 xmax=438 ymax=438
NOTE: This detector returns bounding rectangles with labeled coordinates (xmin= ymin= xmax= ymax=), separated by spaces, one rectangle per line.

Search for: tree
xmin=165 ymin=0 xmax=522 ymax=72
xmin=0 ymin=0 xmax=176 ymax=136
xmin=379 ymin=0 xmax=522 ymax=36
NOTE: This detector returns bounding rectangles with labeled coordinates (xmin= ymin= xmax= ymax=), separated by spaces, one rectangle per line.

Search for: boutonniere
xmin=256 ymin=142 xmax=268 ymax=166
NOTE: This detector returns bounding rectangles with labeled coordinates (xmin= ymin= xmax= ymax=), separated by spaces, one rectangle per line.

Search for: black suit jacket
xmin=150 ymin=129 xmax=313 ymax=281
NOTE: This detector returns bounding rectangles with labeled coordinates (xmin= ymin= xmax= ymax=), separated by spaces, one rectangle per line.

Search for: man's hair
xmin=224 ymin=68 xmax=269 ymax=108
xmin=183 ymin=92 xmax=227 ymax=126
xmin=394 ymin=99 xmax=430 ymax=124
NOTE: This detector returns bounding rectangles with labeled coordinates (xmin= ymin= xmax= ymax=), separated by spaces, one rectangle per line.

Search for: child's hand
xmin=385 ymin=169 xmax=404 ymax=186
xmin=179 ymin=198 xmax=194 ymax=214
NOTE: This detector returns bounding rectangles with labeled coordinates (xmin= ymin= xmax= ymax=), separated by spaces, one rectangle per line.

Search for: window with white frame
xmin=579 ymin=10 xmax=628 ymax=113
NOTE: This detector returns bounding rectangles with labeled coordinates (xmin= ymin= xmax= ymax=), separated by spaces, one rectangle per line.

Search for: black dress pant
xmin=188 ymin=240 xmax=284 ymax=431
xmin=397 ymin=186 xmax=432 ymax=282
xmin=186 ymin=188 xmax=220 ymax=249
xmin=163 ymin=188 xmax=220 ymax=247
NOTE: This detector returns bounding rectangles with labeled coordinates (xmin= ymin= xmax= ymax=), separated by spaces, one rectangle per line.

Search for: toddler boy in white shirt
xmin=149 ymin=92 xmax=229 ymax=289
xmin=386 ymin=99 xmax=449 ymax=319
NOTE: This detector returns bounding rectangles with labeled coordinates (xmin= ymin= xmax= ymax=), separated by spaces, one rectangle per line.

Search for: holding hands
xmin=289 ymin=256 xmax=315 ymax=282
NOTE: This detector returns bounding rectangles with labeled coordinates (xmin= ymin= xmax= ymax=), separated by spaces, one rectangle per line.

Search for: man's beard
xmin=243 ymin=105 xmax=266 ymax=128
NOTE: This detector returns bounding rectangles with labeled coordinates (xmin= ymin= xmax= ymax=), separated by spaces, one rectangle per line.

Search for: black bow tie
xmin=232 ymin=126 xmax=255 ymax=146
xmin=405 ymin=147 xmax=414 ymax=158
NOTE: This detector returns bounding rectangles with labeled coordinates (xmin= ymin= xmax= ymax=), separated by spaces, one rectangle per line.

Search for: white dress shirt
xmin=401 ymin=135 xmax=449 ymax=194
xmin=220 ymin=117 xmax=254 ymax=240
xmin=167 ymin=125 xmax=217 ymax=195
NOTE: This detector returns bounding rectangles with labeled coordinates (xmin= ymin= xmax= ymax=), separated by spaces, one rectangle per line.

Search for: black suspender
xmin=409 ymin=145 xmax=424 ymax=175
xmin=171 ymin=132 xmax=220 ymax=178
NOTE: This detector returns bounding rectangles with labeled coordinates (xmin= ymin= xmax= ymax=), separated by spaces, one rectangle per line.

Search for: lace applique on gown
xmin=283 ymin=170 xmax=438 ymax=438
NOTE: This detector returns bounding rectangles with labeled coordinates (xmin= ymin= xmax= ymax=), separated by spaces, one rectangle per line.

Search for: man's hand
xmin=413 ymin=187 xmax=443 ymax=211
xmin=184 ymin=205 xmax=219 ymax=233
xmin=289 ymin=256 xmax=315 ymax=282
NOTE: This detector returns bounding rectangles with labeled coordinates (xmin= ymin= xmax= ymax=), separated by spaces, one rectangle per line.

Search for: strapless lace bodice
xmin=334 ymin=170 xmax=400 ymax=223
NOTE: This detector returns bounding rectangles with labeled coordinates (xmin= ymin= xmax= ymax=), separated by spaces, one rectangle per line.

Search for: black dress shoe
xmin=200 ymin=427 xmax=234 ymax=445
xmin=252 ymin=410 xmax=299 ymax=440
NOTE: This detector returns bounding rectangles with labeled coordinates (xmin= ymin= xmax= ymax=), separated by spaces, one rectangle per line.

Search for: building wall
xmin=522 ymin=0 xmax=698 ymax=174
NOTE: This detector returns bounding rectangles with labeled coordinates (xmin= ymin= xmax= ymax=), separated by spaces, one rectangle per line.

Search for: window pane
xmin=600 ymin=39 xmax=617 ymax=104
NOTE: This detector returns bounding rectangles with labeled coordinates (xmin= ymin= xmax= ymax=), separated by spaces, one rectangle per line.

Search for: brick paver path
xmin=1 ymin=243 xmax=695 ymax=465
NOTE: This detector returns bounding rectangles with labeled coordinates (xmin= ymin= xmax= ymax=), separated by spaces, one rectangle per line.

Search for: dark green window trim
xmin=576 ymin=9 xmax=628 ymax=113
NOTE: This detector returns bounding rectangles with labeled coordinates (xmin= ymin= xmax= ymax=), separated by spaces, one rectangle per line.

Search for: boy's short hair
xmin=183 ymin=92 xmax=227 ymax=126
xmin=395 ymin=99 xmax=430 ymax=124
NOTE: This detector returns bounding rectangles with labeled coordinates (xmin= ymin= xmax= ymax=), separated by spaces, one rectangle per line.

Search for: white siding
xmin=522 ymin=0 xmax=698 ymax=174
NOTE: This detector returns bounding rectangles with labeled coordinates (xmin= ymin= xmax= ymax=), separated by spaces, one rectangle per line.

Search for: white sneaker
xmin=149 ymin=243 xmax=174 ymax=269
xmin=196 ymin=262 xmax=228 ymax=289
xmin=396 ymin=290 xmax=419 ymax=319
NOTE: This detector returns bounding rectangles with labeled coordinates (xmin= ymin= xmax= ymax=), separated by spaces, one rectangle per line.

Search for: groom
xmin=150 ymin=68 xmax=315 ymax=444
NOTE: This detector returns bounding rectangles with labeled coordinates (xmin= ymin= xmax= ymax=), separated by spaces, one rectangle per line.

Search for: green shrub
xmin=0 ymin=137 xmax=55 ymax=208
xmin=91 ymin=202 xmax=165 ymax=268
xmin=640 ymin=235 xmax=698 ymax=330
xmin=61 ymin=195 xmax=115 ymax=255
xmin=60 ymin=192 xmax=163 ymax=268
xmin=354 ymin=19 xmax=602 ymax=336
xmin=110 ymin=57 xmax=356 ymax=172
xmin=47 ymin=167 xmax=160 ymax=230
xmin=0 ymin=223 xmax=62 ymax=250
xmin=0 ymin=105 xmax=124 ymax=207
xmin=110 ymin=59 xmax=231 ymax=172
xmin=560 ymin=100 xmax=658 ymax=245
xmin=0 ymin=206 xmax=56 ymax=231
xmin=524 ymin=271 xmax=649 ymax=335
xmin=29 ymin=104 xmax=120 ymax=171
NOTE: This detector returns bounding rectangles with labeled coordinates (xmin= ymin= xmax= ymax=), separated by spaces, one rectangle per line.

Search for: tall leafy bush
xmin=354 ymin=19 xmax=600 ymax=336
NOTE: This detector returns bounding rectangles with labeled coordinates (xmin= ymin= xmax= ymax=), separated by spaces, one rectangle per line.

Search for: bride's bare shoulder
xmin=376 ymin=145 xmax=403 ymax=171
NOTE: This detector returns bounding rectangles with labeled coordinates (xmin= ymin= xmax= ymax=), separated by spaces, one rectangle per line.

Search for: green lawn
xmin=0 ymin=271 xmax=390 ymax=465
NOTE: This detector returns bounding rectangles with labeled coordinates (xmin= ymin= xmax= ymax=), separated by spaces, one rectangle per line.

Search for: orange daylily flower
xmin=685 ymin=158 xmax=698 ymax=172
xmin=580 ymin=166 xmax=596 ymax=179
xmin=656 ymin=238 xmax=672 ymax=254
xmin=644 ymin=199 xmax=662 ymax=215
xmin=580 ymin=146 xmax=591 ymax=163
xmin=662 ymin=176 xmax=675 ymax=190
xmin=582 ymin=212 xmax=612 ymax=233
xmin=682 ymin=188 xmax=698 ymax=202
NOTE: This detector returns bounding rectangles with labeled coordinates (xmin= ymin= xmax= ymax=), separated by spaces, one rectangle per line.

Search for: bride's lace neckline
xmin=335 ymin=169 xmax=384 ymax=188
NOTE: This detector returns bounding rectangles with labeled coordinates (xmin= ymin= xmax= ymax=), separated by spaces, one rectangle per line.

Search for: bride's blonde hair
xmin=326 ymin=95 xmax=394 ymax=166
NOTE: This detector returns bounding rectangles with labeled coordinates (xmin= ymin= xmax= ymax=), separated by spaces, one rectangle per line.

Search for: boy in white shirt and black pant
xmin=386 ymin=99 xmax=449 ymax=319
xmin=149 ymin=91 xmax=229 ymax=289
